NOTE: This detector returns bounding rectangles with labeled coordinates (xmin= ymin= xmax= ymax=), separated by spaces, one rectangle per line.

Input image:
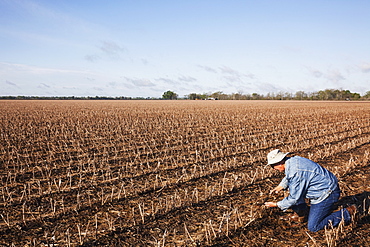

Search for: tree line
xmin=185 ymin=89 xmax=370 ymax=100
xmin=1 ymin=89 xmax=369 ymax=100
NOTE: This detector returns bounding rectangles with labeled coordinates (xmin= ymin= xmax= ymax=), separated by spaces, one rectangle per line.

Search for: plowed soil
xmin=0 ymin=100 xmax=369 ymax=246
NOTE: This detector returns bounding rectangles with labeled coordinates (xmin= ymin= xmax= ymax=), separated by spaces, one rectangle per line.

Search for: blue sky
xmin=1 ymin=0 xmax=369 ymax=97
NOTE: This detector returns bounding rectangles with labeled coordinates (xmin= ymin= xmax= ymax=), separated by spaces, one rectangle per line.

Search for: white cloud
xmin=141 ymin=58 xmax=149 ymax=65
xmin=124 ymin=77 xmax=155 ymax=87
xmin=156 ymin=78 xmax=177 ymax=84
xmin=360 ymin=62 xmax=370 ymax=73
xmin=122 ymin=83 xmax=135 ymax=89
xmin=85 ymin=41 xmax=126 ymax=62
xmin=100 ymin=41 xmax=125 ymax=55
xmin=326 ymin=70 xmax=345 ymax=84
xmin=5 ymin=80 xmax=18 ymax=87
xmin=198 ymin=65 xmax=218 ymax=73
xmin=106 ymin=82 xmax=117 ymax=88
xmin=85 ymin=54 xmax=100 ymax=62
xmin=93 ymin=87 xmax=104 ymax=91
xmin=219 ymin=66 xmax=241 ymax=76
xmin=178 ymin=75 xmax=196 ymax=82
xmin=219 ymin=65 xmax=255 ymax=83
xmin=309 ymin=69 xmax=323 ymax=78
xmin=0 ymin=62 xmax=90 ymax=75
xmin=38 ymin=83 xmax=51 ymax=88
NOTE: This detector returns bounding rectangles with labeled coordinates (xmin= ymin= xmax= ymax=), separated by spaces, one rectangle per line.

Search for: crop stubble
xmin=1 ymin=100 xmax=370 ymax=246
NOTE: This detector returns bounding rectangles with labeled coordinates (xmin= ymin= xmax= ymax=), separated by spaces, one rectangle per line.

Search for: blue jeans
xmin=291 ymin=191 xmax=351 ymax=232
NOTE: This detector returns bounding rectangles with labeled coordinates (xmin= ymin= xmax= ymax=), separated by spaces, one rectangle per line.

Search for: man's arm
xmin=278 ymin=176 xmax=288 ymax=189
xmin=276 ymin=174 xmax=307 ymax=211
xmin=265 ymin=178 xmax=286 ymax=207
xmin=270 ymin=185 xmax=285 ymax=195
xmin=264 ymin=202 xmax=277 ymax=207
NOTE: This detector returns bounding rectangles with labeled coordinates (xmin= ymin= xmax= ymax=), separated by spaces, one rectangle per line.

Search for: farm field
xmin=1 ymin=100 xmax=370 ymax=246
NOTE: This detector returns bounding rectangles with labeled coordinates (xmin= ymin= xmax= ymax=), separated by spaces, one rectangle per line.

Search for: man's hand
xmin=264 ymin=202 xmax=278 ymax=207
xmin=269 ymin=185 xmax=284 ymax=195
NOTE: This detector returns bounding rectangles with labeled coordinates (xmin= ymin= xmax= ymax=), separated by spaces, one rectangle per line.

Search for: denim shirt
xmin=276 ymin=156 xmax=340 ymax=211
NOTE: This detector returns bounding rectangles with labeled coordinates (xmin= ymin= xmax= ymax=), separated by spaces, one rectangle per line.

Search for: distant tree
xmin=295 ymin=91 xmax=307 ymax=100
xmin=200 ymin=93 xmax=209 ymax=100
xmin=188 ymin=93 xmax=197 ymax=100
xmin=275 ymin=92 xmax=285 ymax=100
xmin=251 ymin=93 xmax=263 ymax=100
xmin=187 ymin=93 xmax=207 ymax=100
xmin=363 ymin=91 xmax=370 ymax=100
xmin=211 ymin=91 xmax=229 ymax=100
xmin=188 ymin=93 xmax=206 ymax=100
xmin=162 ymin=90 xmax=178 ymax=100
xmin=231 ymin=92 xmax=244 ymax=100
xmin=283 ymin=92 xmax=293 ymax=100
xmin=351 ymin=92 xmax=361 ymax=100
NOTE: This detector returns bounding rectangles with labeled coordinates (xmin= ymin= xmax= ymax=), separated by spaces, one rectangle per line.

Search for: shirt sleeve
xmin=278 ymin=176 xmax=288 ymax=189
xmin=276 ymin=173 xmax=308 ymax=211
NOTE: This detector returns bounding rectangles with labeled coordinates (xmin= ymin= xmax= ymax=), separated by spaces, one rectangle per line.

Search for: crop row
xmin=0 ymin=101 xmax=369 ymax=246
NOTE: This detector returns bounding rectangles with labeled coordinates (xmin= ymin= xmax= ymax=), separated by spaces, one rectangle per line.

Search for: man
xmin=264 ymin=149 xmax=357 ymax=232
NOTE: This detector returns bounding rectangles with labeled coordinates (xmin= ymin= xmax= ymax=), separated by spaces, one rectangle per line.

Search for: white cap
xmin=267 ymin=149 xmax=289 ymax=166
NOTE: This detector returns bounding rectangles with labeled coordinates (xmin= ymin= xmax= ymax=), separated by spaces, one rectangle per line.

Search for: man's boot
xmin=346 ymin=204 xmax=358 ymax=222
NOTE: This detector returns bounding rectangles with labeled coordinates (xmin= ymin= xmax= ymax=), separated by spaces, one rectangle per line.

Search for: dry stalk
xmin=203 ymin=222 xmax=210 ymax=244
xmin=209 ymin=220 xmax=217 ymax=238
xmin=161 ymin=228 xmax=168 ymax=247
xmin=184 ymin=222 xmax=195 ymax=244
xmin=22 ymin=202 xmax=26 ymax=225
xmin=220 ymin=172 xmax=227 ymax=195
xmin=305 ymin=231 xmax=318 ymax=246
xmin=138 ymin=203 xmax=145 ymax=224
xmin=95 ymin=214 xmax=98 ymax=239
xmin=0 ymin=213 xmax=10 ymax=228
xmin=106 ymin=212 xmax=115 ymax=231
xmin=132 ymin=207 xmax=136 ymax=226
xmin=77 ymin=224 xmax=83 ymax=245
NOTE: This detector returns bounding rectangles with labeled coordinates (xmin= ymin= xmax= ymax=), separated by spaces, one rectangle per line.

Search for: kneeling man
xmin=264 ymin=149 xmax=356 ymax=232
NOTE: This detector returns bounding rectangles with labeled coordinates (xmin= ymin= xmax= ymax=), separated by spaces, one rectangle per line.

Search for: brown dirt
xmin=0 ymin=100 xmax=369 ymax=246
